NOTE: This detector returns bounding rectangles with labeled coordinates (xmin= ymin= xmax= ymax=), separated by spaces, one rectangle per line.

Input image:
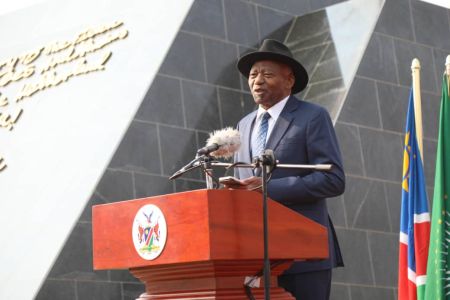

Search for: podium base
xmin=130 ymin=260 xmax=295 ymax=300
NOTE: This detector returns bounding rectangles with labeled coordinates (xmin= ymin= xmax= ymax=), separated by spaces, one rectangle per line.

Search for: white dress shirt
xmin=250 ymin=95 xmax=289 ymax=157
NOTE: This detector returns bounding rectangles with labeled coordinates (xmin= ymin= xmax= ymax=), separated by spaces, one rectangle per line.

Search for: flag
xmin=398 ymin=89 xmax=430 ymax=300
xmin=424 ymin=74 xmax=450 ymax=300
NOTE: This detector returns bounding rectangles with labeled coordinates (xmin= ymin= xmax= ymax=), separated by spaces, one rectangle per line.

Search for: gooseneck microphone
xmin=170 ymin=127 xmax=241 ymax=180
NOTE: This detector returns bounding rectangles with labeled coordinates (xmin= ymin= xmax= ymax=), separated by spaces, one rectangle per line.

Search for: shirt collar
xmin=256 ymin=95 xmax=290 ymax=121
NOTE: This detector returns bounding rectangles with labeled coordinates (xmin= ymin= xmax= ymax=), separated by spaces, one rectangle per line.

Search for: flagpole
xmin=411 ymin=58 xmax=424 ymax=162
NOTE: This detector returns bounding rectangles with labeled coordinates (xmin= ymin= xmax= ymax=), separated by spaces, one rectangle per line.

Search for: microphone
xmin=196 ymin=144 xmax=220 ymax=156
xmin=197 ymin=127 xmax=241 ymax=158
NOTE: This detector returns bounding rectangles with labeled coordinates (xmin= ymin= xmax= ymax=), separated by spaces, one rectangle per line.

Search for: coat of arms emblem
xmin=132 ymin=204 xmax=167 ymax=260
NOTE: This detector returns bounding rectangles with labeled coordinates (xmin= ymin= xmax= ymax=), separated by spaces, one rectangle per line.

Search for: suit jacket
xmin=234 ymin=95 xmax=345 ymax=274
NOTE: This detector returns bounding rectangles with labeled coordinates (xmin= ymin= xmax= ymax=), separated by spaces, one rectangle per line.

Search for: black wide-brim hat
xmin=237 ymin=39 xmax=309 ymax=94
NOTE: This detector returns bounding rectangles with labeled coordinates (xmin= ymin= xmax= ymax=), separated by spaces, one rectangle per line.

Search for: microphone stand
xmin=254 ymin=151 xmax=275 ymax=300
xmin=201 ymin=155 xmax=214 ymax=189
xmin=169 ymin=154 xmax=217 ymax=189
xmin=168 ymin=156 xmax=202 ymax=180
xmin=170 ymin=151 xmax=332 ymax=300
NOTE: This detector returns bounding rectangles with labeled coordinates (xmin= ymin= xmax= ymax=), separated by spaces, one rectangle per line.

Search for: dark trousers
xmin=278 ymin=269 xmax=332 ymax=300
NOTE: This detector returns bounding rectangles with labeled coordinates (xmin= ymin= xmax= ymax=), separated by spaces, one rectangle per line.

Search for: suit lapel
xmin=265 ymin=96 xmax=299 ymax=151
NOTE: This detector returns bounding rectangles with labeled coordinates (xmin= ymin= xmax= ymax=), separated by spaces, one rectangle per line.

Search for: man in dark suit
xmin=227 ymin=39 xmax=345 ymax=300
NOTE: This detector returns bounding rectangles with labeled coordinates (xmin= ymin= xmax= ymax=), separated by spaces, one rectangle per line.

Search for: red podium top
xmin=92 ymin=189 xmax=328 ymax=270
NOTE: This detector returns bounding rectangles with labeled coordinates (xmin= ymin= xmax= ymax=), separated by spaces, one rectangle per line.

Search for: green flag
xmin=425 ymin=74 xmax=450 ymax=299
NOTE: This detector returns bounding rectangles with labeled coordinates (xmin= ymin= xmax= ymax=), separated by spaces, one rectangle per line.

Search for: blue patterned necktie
xmin=253 ymin=112 xmax=271 ymax=157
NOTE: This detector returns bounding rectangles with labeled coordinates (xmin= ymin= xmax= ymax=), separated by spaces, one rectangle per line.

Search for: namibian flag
xmin=398 ymin=90 xmax=430 ymax=300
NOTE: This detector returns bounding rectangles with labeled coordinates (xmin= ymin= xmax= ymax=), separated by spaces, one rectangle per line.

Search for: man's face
xmin=248 ymin=60 xmax=295 ymax=109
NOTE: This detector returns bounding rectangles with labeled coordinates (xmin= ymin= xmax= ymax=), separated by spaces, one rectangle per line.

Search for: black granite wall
xmin=36 ymin=0 xmax=450 ymax=299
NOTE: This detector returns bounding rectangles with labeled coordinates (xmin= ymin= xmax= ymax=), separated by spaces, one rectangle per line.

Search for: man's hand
xmin=222 ymin=176 xmax=263 ymax=193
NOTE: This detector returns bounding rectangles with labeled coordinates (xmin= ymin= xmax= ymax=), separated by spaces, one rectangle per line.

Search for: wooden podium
xmin=92 ymin=189 xmax=328 ymax=299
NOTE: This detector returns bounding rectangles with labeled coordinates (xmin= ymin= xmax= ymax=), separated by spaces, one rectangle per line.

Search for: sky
xmin=421 ymin=0 xmax=450 ymax=9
